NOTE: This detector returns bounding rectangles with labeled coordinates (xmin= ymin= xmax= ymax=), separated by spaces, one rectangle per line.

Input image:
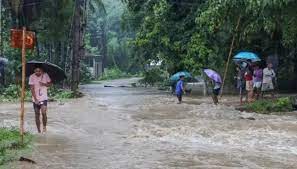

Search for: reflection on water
xmin=1 ymin=79 xmax=297 ymax=169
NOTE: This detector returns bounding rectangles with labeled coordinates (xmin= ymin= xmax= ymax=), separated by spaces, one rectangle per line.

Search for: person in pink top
xmin=29 ymin=66 xmax=52 ymax=133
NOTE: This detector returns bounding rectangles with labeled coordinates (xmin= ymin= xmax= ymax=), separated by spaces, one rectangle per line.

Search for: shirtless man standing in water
xmin=29 ymin=67 xmax=52 ymax=133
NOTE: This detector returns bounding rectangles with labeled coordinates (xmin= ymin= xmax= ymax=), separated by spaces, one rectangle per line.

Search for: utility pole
xmin=20 ymin=27 xmax=26 ymax=144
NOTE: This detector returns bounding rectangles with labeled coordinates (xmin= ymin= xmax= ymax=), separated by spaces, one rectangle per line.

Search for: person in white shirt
xmin=261 ymin=63 xmax=275 ymax=98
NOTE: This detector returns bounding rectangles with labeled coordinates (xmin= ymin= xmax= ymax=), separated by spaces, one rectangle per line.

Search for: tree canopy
xmin=0 ymin=0 xmax=297 ymax=91
xmin=122 ymin=0 xmax=297 ymax=90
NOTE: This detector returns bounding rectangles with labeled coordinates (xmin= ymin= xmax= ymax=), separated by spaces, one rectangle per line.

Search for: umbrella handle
xmin=201 ymin=70 xmax=210 ymax=96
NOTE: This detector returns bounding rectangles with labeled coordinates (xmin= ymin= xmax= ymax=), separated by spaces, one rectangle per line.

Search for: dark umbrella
xmin=26 ymin=61 xmax=66 ymax=83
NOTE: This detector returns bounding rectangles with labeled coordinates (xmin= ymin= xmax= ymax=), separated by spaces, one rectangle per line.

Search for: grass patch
xmin=243 ymin=97 xmax=294 ymax=114
xmin=0 ymin=128 xmax=33 ymax=166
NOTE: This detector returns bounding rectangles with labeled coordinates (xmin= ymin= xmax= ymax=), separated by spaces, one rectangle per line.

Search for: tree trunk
xmin=71 ymin=0 xmax=86 ymax=93
xmin=60 ymin=41 xmax=65 ymax=67
xmin=48 ymin=43 xmax=52 ymax=62
xmin=99 ymin=20 xmax=107 ymax=73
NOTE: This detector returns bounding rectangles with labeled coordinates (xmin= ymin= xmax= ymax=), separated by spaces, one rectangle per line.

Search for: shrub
xmin=0 ymin=85 xmax=75 ymax=102
xmin=274 ymin=97 xmax=293 ymax=112
xmin=0 ymin=85 xmax=31 ymax=102
xmin=99 ymin=67 xmax=132 ymax=80
xmin=48 ymin=87 xmax=75 ymax=100
xmin=139 ymin=68 xmax=167 ymax=87
xmin=80 ymin=63 xmax=93 ymax=84
xmin=244 ymin=97 xmax=294 ymax=114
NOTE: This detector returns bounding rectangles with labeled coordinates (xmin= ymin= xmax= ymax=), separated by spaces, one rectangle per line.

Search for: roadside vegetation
xmin=0 ymin=128 xmax=33 ymax=166
xmin=99 ymin=68 xmax=134 ymax=80
xmin=242 ymin=97 xmax=295 ymax=114
xmin=0 ymin=85 xmax=74 ymax=102
xmin=91 ymin=68 xmax=141 ymax=81
xmin=139 ymin=68 xmax=170 ymax=88
xmin=123 ymin=0 xmax=297 ymax=92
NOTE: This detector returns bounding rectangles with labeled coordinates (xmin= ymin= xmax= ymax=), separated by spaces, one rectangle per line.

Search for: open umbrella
xmin=170 ymin=71 xmax=192 ymax=81
xmin=233 ymin=52 xmax=261 ymax=62
xmin=26 ymin=61 xmax=66 ymax=83
xmin=0 ymin=57 xmax=8 ymax=64
xmin=203 ymin=69 xmax=222 ymax=83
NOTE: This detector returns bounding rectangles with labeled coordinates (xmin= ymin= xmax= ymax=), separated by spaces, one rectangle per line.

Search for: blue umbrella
xmin=170 ymin=71 xmax=192 ymax=81
xmin=233 ymin=52 xmax=261 ymax=62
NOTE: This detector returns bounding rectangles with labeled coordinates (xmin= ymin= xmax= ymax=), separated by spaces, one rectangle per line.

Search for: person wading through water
xmin=212 ymin=80 xmax=221 ymax=105
xmin=29 ymin=66 xmax=52 ymax=133
xmin=176 ymin=75 xmax=185 ymax=104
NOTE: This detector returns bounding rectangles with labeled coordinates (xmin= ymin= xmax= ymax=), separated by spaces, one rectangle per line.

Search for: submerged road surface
xmin=2 ymin=78 xmax=297 ymax=169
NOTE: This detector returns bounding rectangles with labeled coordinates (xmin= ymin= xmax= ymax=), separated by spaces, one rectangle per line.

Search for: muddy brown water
xmin=1 ymin=78 xmax=297 ymax=169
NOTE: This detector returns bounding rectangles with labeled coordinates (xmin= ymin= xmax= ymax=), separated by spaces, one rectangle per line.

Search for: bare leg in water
xmin=41 ymin=105 xmax=47 ymax=133
xmin=212 ymin=95 xmax=219 ymax=105
xmin=34 ymin=105 xmax=41 ymax=133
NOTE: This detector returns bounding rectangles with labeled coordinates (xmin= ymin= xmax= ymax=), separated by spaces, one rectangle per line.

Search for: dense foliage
xmin=123 ymin=0 xmax=297 ymax=90
xmin=1 ymin=0 xmax=297 ymax=91
xmin=1 ymin=0 xmax=105 ymax=92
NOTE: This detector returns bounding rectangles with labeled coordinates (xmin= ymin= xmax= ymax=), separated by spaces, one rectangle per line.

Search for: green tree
xmin=123 ymin=0 xmax=297 ymax=90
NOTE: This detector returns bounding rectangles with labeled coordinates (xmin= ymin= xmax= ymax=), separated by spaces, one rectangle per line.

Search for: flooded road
xmin=1 ymin=78 xmax=297 ymax=169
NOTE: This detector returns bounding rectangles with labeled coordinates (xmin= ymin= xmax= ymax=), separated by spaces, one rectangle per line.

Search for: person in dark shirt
xmin=212 ymin=81 xmax=221 ymax=105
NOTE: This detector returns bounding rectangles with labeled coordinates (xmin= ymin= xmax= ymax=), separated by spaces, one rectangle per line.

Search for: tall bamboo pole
xmin=220 ymin=16 xmax=241 ymax=98
xmin=20 ymin=27 xmax=26 ymax=144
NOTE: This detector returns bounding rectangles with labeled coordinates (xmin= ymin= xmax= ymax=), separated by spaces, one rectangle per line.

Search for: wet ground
xmin=1 ymin=78 xmax=297 ymax=169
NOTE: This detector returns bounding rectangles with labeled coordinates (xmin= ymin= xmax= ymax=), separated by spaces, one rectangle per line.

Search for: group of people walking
xmin=237 ymin=62 xmax=276 ymax=103
xmin=173 ymin=62 xmax=276 ymax=105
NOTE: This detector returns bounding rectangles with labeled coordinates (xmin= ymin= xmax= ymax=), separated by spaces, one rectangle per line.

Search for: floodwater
xmin=1 ymin=78 xmax=297 ymax=169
